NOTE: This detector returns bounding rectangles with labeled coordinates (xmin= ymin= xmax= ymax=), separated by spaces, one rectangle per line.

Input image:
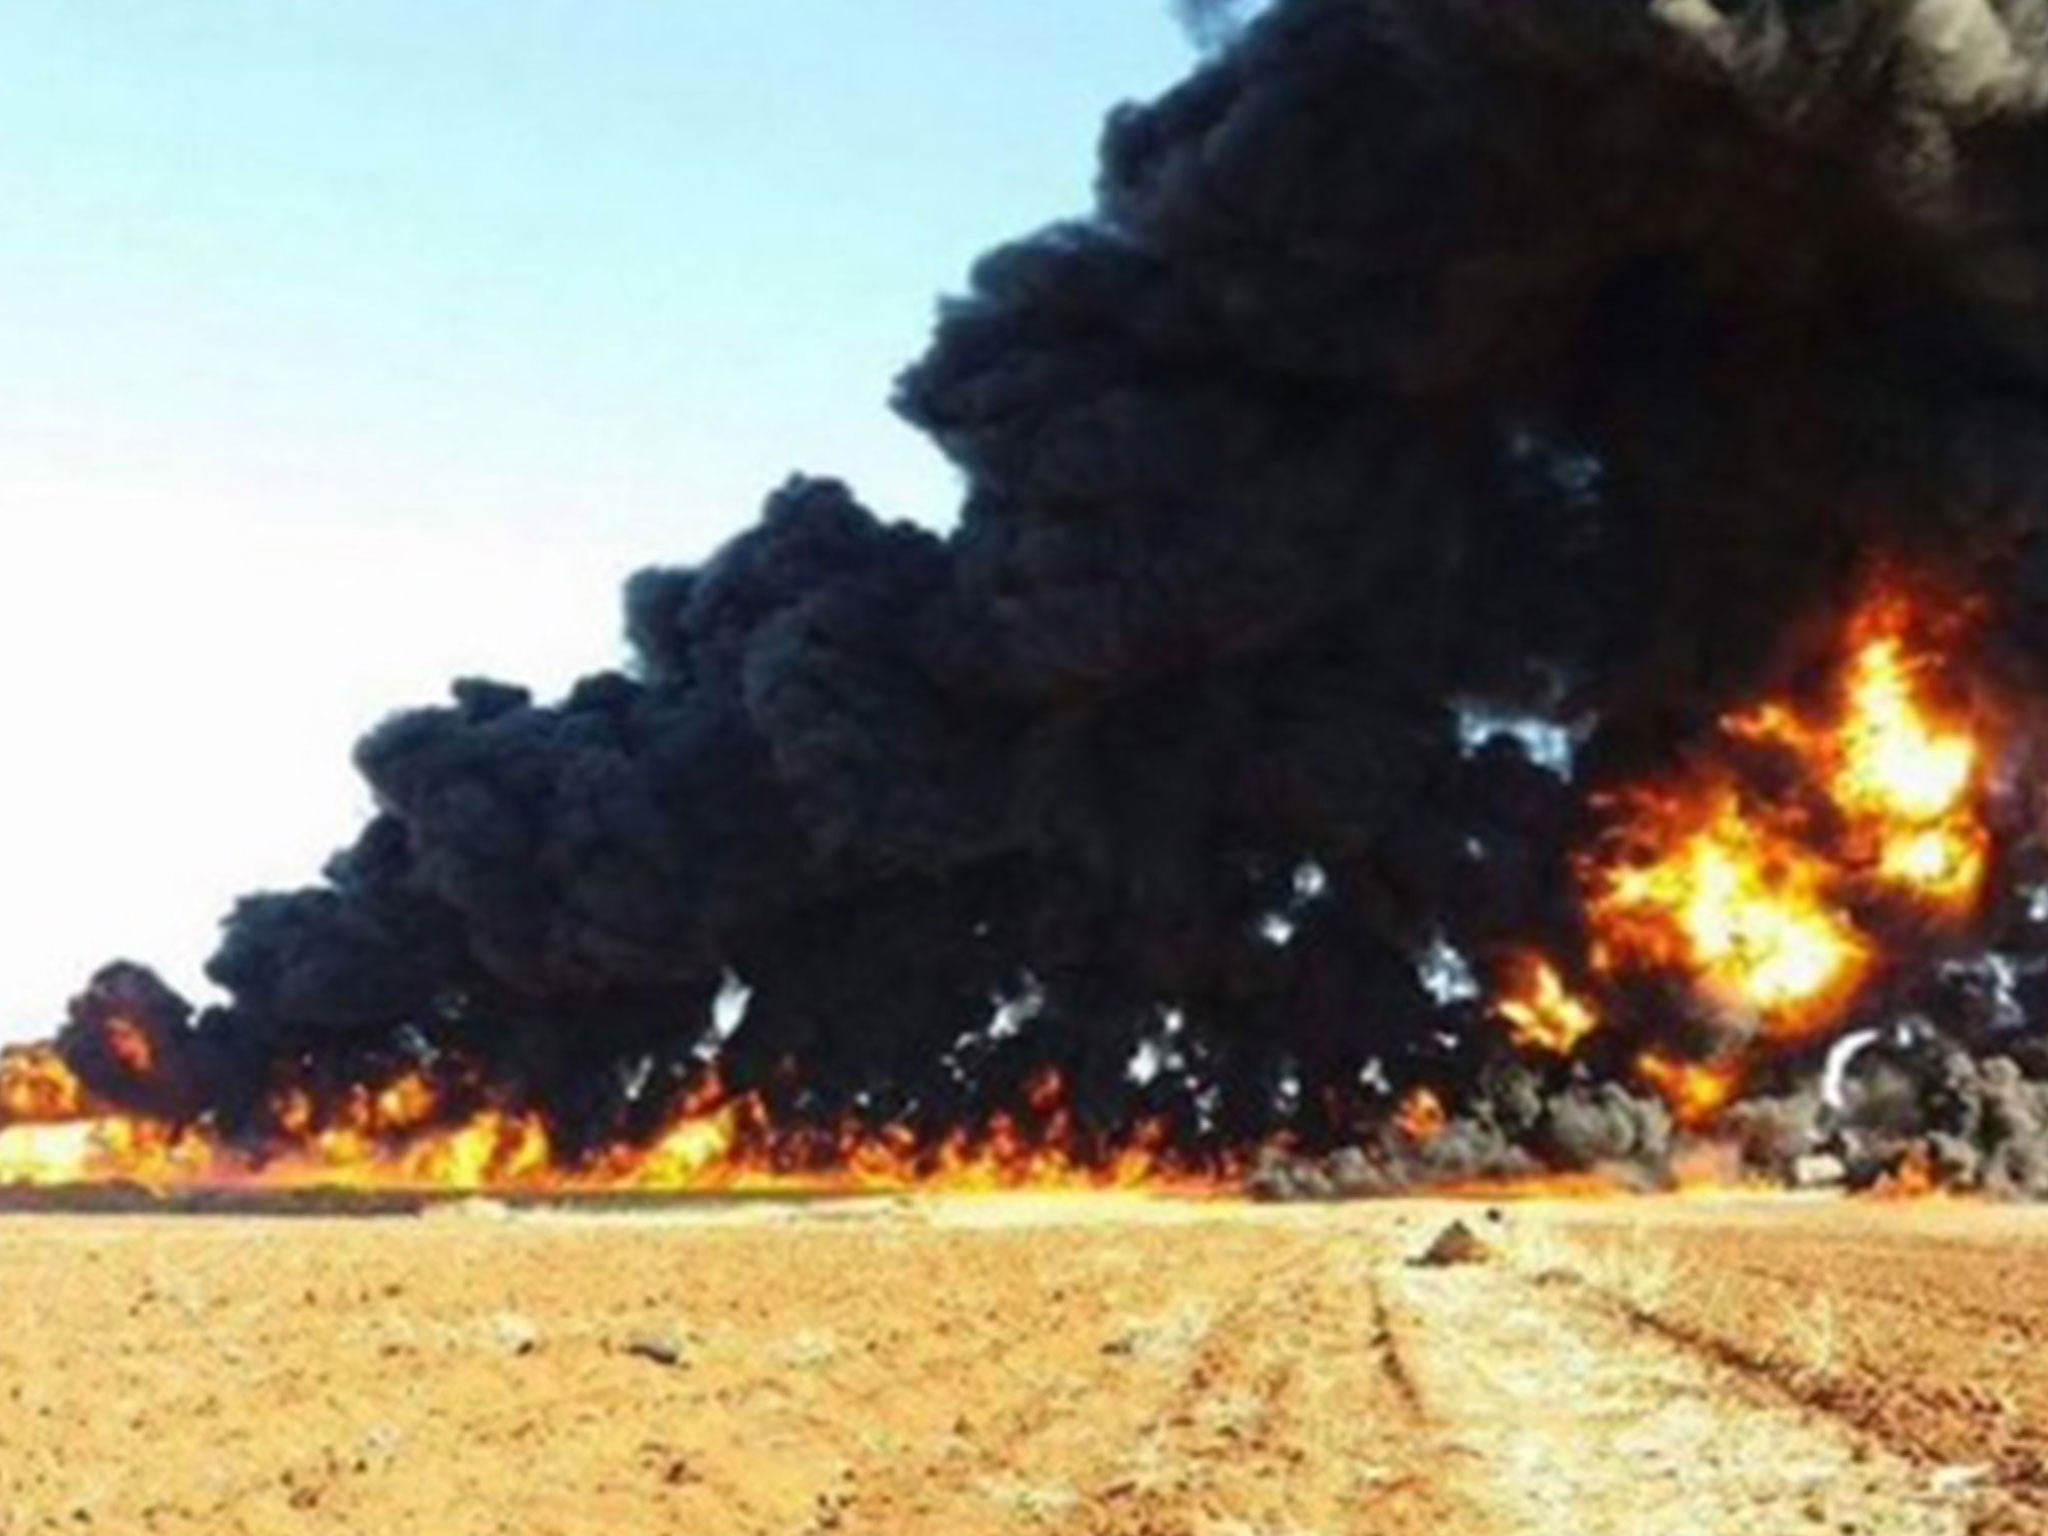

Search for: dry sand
xmin=0 ymin=1192 xmax=2036 ymax=1534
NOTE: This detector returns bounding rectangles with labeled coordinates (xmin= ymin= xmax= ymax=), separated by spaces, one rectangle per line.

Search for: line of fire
xmin=2 ymin=571 xmax=2034 ymax=1200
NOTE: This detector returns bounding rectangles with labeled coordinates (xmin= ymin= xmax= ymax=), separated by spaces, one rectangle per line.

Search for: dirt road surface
xmin=0 ymin=1194 xmax=2038 ymax=1534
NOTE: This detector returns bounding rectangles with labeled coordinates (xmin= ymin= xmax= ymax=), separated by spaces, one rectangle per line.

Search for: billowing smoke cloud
xmin=61 ymin=0 xmax=2048 ymax=1178
xmin=1171 ymin=0 xmax=1267 ymax=50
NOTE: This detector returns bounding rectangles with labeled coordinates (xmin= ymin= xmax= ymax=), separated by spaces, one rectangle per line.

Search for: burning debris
xmin=15 ymin=0 xmax=2048 ymax=1196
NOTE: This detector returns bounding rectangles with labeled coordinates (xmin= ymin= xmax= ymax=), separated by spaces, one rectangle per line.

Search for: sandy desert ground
xmin=0 ymin=1193 xmax=2043 ymax=1535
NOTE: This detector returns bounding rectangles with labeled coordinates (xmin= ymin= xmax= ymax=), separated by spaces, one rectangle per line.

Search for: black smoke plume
xmin=55 ymin=0 xmax=2048 ymax=1181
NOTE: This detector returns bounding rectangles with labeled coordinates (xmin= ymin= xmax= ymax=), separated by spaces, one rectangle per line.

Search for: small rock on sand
xmin=623 ymin=1331 xmax=689 ymax=1367
xmin=1413 ymin=1220 xmax=1494 ymax=1268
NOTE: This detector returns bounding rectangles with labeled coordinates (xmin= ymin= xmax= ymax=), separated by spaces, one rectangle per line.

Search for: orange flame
xmin=1393 ymin=1085 xmax=1447 ymax=1145
xmin=0 ymin=1046 xmax=90 ymax=1124
xmin=1528 ymin=582 xmax=1992 ymax=1126
xmin=1868 ymin=1143 xmax=1940 ymax=1200
xmin=1494 ymin=953 xmax=1602 ymax=1056
xmin=0 ymin=1056 xmax=1232 ymax=1197
xmin=1727 ymin=592 xmax=1987 ymax=912
xmin=1587 ymin=787 xmax=1873 ymax=1040
xmin=1635 ymin=1051 xmax=1744 ymax=1130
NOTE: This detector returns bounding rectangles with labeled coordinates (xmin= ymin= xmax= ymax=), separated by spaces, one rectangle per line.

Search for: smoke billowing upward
xmin=1172 ymin=0 xmax=1266 ymax=50
xmin=50 ymin=0 xmax=2048 ymax=1186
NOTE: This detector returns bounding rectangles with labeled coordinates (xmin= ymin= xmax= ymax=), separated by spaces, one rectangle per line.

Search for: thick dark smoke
xmin=60 ymin=0 xmax=2048 ymax=1180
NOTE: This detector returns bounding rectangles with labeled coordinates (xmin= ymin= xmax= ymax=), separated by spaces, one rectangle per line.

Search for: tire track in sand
xmin=833 ymin=1222 xmax=1486 ymax=1536
xmin=1380 ymin=1248 xmax=1983 ymax=1536
xmin=1049 ymin=1238 xmax=1484 ymax=1536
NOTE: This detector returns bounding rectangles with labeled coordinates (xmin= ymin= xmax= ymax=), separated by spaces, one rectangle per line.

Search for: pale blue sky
xmin=0 ymin=4 xmax=1198 ymax=1034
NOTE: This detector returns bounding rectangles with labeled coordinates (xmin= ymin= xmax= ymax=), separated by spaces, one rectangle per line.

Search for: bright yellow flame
xmin=1726 ymin=594 xmax=1988 ymax=914
xmin=0 ymin=1046 xmax=90 ymax=1124
xmin=1494 ymin=954 xmax=1602 ymax=1056
xmin=1588 ymin=790 xmax=1871 ymax=1039
xmin=1559 ymin=582 xmax=1995 ymax=1126
xmin=1880 ymin=824 xmax=1983 ymax=897
xmin=1841 ymin=638 xmax=1974 ymax=814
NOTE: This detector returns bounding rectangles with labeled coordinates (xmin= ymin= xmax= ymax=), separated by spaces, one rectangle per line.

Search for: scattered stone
xmin=1412 ymin=1220 xmax=1494 ymax=1268
xmin=623 ymin=1331 xmax=688 ymax=1368
xmin=490 ymin=1312 xmax=541 ymax=1355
